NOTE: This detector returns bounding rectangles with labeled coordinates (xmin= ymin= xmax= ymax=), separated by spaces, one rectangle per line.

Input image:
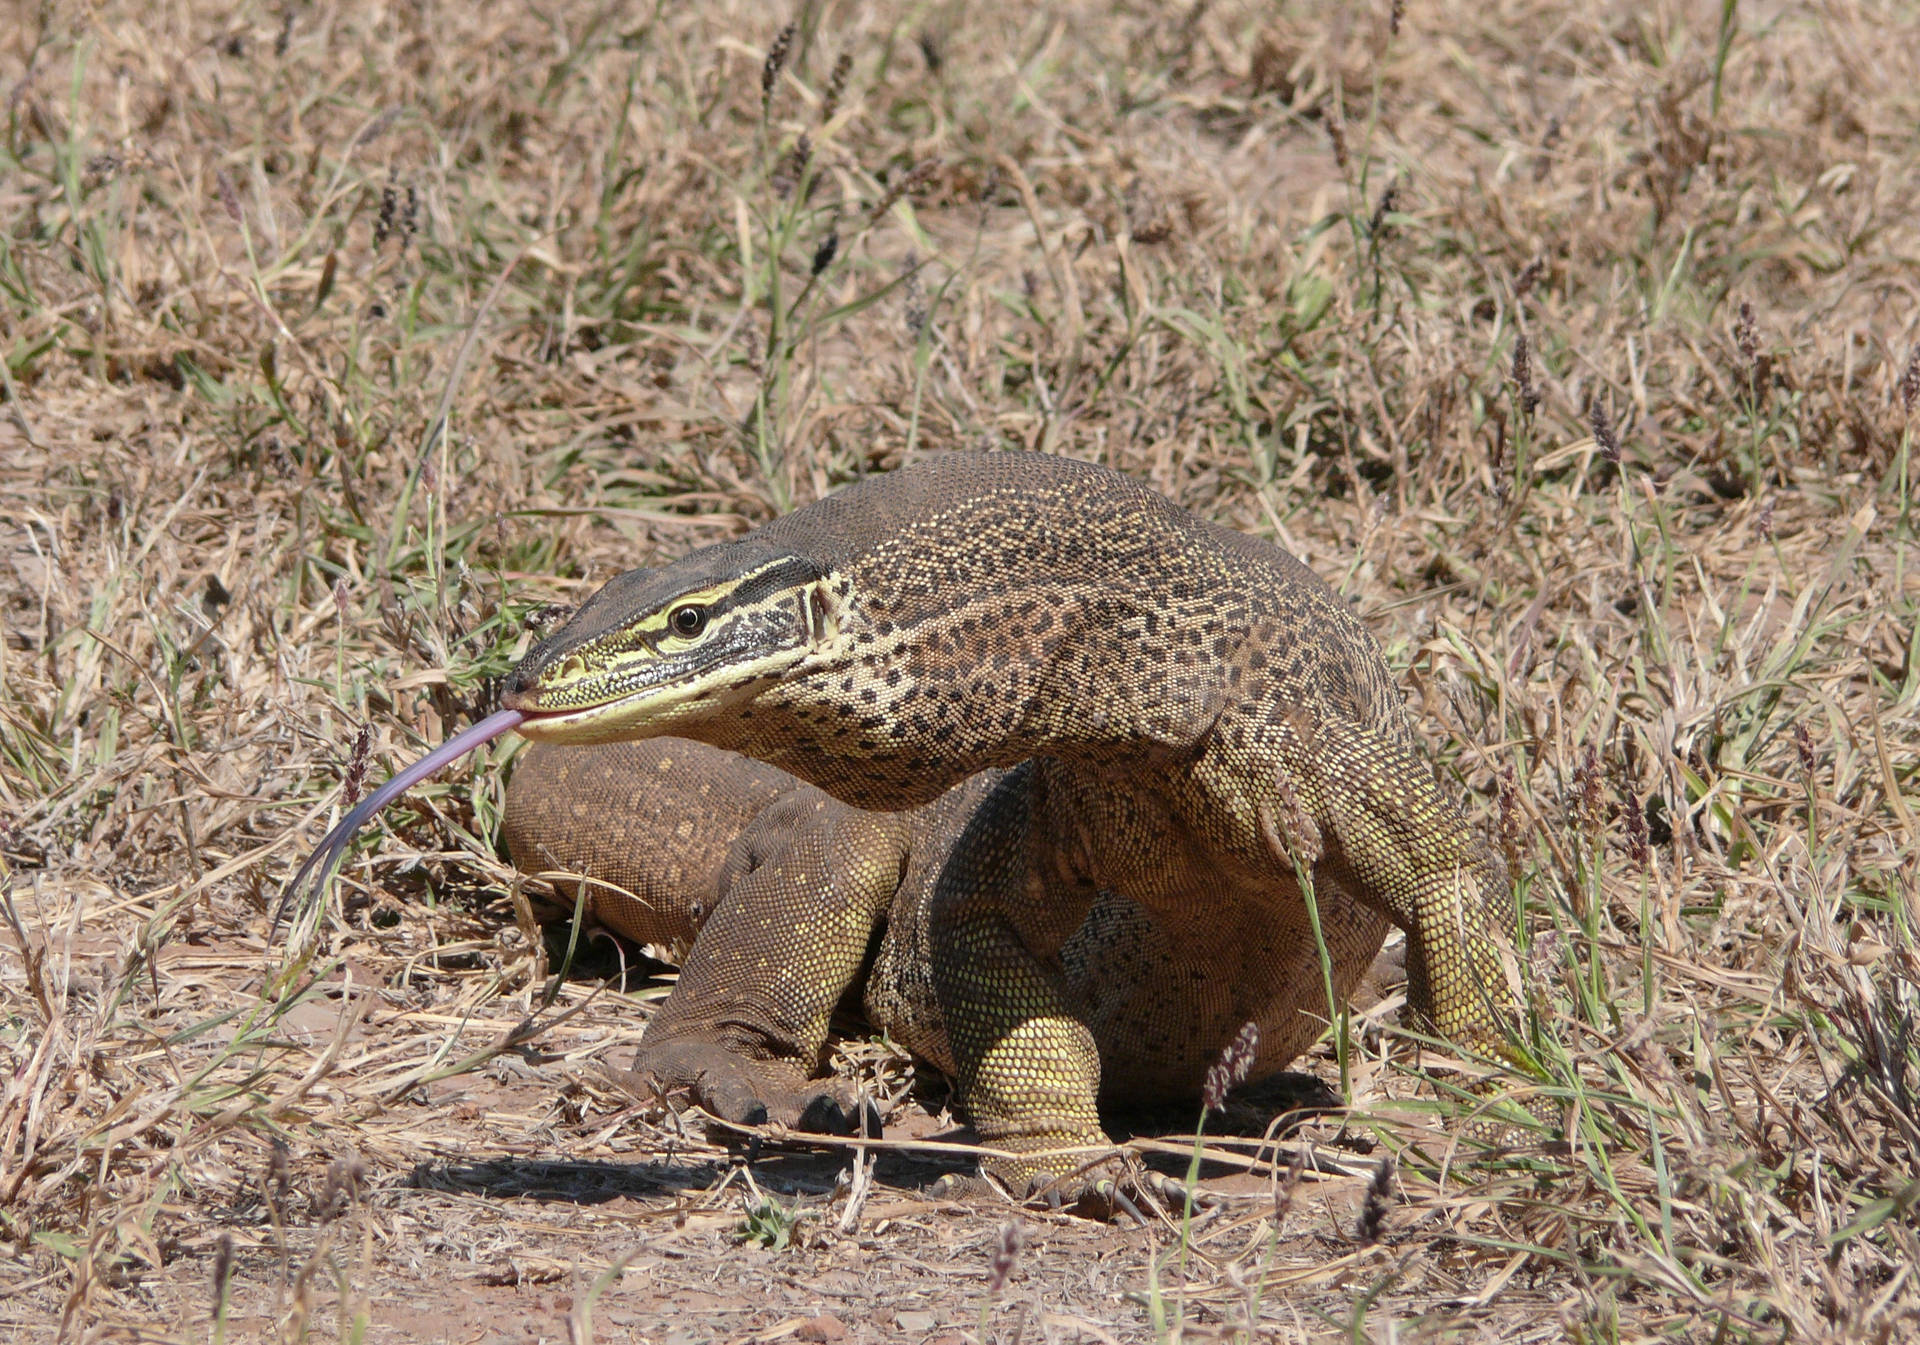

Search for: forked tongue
xmin=272 ymin=708 xmax=528 ymax=936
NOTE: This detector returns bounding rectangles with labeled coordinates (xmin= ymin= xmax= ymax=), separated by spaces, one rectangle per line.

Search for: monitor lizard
xmin=495 ymin=452 xmax=1536 ymax=1204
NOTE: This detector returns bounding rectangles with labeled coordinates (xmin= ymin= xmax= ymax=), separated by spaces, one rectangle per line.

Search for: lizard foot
xmin=923 ymin=1169 xmax=1145 ymax=1223
xmin=1027 ymin=1165 xmax=1151 ymax=1224
xmin=977 ymin=1149 xmax=1152 ymax=1223
xmin=928 ymin=1158 xmax=1213 ymax=1224
xmin=621 ymin=1039 xmax=881 ymax=1136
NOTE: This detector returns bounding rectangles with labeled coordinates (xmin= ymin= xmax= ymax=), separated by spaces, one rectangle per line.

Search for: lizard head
xmin=501 ymin=542 xmax=847 ymax=745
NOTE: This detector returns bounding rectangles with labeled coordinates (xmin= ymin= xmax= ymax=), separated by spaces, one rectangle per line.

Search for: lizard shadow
xmin=403 ymin=1148 xmax=866 ymax=1210
xmin=1101 ymin=1070 xmax=1373 ymax=1184
xmin=402 ymin=920 xmax=1374 ymax=1210
xmin=402 ymin=1069 xmax=1359 ymax=1215
xmin=397 ymin=1045 xmax=1360 ymax=1216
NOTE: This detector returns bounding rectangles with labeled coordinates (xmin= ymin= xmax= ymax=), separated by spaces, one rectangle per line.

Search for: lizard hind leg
xmin=503 ymin=739 xmax=795 ymax=950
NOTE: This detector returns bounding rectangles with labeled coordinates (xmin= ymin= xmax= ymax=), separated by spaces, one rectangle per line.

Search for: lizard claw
xmin=623 ymin=1039 xmax=879 ymax=1136
xmin=1051 ymin=1175 xmax=1149 ymax=1224
xmin=1106 ymin=1185 xmax=1149 ymax=1226
xmin=1143 ymin=1172 xmax=1222 ymax=1214
xmin=989 ymin=1151 xmax=1154 ymax=1223
xmin=925 ymin=1172 xmax=1004 ymax=1203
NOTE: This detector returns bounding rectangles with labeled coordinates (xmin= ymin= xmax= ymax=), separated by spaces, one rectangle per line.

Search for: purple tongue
xmin=272 ymin=708 xmax=529 ymax=937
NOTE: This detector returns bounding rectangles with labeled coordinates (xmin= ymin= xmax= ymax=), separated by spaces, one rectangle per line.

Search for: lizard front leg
xmin=1272 ymin=716 xmax=1533 ymax=1088
xmin=505 ymin=741 xmax=906 ymax=1134
xmin=631 ymin=794 xmax=909 ymax=1134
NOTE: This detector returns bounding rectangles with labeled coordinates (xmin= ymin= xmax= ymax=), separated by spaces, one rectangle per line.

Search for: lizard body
xmin=507 ymin=740 xmax=1412 ymax=1138
xmin=488 ymin=452 xmax=1527 ymax=1199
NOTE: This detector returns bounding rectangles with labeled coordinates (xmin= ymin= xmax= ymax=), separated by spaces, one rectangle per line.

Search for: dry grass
xmin=2 ymin=0 xmax=1918 ymax=1339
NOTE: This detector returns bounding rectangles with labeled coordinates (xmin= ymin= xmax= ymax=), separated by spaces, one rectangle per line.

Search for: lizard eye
xmin=668 ymin=604 xmax=709 ymax=638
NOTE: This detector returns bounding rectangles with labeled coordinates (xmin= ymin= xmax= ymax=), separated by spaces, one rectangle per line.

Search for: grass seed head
xmin=215 ymin=168 xmax=242 ymax=225
xmin=1511 ymin=330 xmax=1540 ymax=417
xmin=1497 ymin=763 xmax=1523 ymax=880
xmin=822 ymin=52 xmax=853 ymax=124
xmin=1357 ymin=1155 xmax=1395 ymax=1244
xmin=1574 ymin=744 xmax=1604 ymax=836
xmin=869 ymin=158 xmax=937 ymax=224
xmin=1270 ymin=765 xmax=1324 ymax=867
xmin=811 ymin=227 xmax=839 ymax=277
xmin=375 ymin=168 xmax=399 ymax=248
xmin=918 ymin=30 xmax=944 ymax=76
xmin=211 ymin=1233 xmax=233 ymax=1310
xmin=1514 ymin=256 xmax=1544 ymax=297
xmin=1624 ymin=789 xmax=1650 ymax=870
xmin=1794 ymin=722 xmax=1817 ymax=778
xmin=1489 ymin=409 xmax=1511 ymax=501
xmin=1591 ymin=398 xmax=1620 ymax=464
xmin=774 ymin=133 xmax=812 ymax=199
xmin=986 ymin=1221 xmax=1022 ymax=1292
xmin=762 ymin=23 xmax=796 ymax=114
xmin=267 ymin=1142 xmax=291 ymax=1221
xmin=342 ymin=725 xmax=372 ymax=809
xmin=1326 ymin=113 xmax=1350 ymax=174
xmin=1273 ymin=1148 xmax=1305 ymax=1224
xmin=1529 ymin=927 xmax=1562 ymax=993
xmin=1202 ymin=1021 xmax=1260 ymax=1112
xmin=902 ymin=253 xmax=927 ymax=339
xmin=1368 ymin=180 xmax=1399 ymax=237
xmin=1735 ymin=300 xmax=1759 ymax=370
xmin=316 ymin=1155 xmax=365 ymax=1223
xmin=1900 ymin=342 xmax=1920 ymax=417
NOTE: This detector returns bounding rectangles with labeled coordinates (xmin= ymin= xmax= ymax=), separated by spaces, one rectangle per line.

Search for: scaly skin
xmin=504 ymin=737 xmax=985 ymax=1134
xmin=499 ymin=452 xmax=1532 ymax=1200
xmin=510 ymin=738 xmax=1394 ymax=1148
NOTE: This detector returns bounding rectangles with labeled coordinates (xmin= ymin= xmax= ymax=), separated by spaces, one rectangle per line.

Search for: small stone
xmin=796 ymin=1314 xmax=847 ymax=1342
xmin=895 ymin=1311 xmax=938 ymax=1333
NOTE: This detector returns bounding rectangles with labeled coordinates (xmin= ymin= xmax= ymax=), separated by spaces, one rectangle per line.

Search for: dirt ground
xmin=3 ymin=1 xmax=1918 ymax=1341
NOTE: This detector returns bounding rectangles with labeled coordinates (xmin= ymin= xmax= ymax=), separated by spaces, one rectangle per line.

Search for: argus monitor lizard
xmin=281 ymin=452 xmax=1534 ymax=1207
xmin=488 ymin=451 xmax=1535 ymax=1201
